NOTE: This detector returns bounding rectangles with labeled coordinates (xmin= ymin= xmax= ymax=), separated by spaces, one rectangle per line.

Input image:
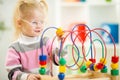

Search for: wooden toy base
xmin=40 ymin=71 xmax=120 ymax=80
xmin=65 ymin=71 xmax=119 ymax=80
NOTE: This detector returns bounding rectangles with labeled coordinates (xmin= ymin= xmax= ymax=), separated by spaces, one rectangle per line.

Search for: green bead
xmin=111 ymin=69 xmax=119 ymax=76
xmin=39 ymin=68 xmax=46 ymax=75
xmin=80 ymin=65 xmax=87 ymax=73
xmin=59 ymin=58 xmax=66 ymax=66
xmin=101 ymin=68 xmax=108 ymax=73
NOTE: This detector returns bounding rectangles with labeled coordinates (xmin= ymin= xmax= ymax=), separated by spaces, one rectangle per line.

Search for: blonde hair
xmin=13 ymin=0 xmax=48 ymax=40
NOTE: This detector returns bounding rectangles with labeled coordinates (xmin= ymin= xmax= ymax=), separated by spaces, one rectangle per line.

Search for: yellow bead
xmin=41 ymin=65 xmax=46 ymax=68
xmin=111 ymin=63 xmax=118 ymax=69
xmin=100 ymin=58 xmax=107 ymax=65
xmin=86 ymin=61 xmax=92 ymax=68
xmin=56 ymin=28 xmax=64 ymax=37
xmin=94 ymin=64 xmax=99 ymax=71
xmin=59 ymin=65 xmax=66 ymax=73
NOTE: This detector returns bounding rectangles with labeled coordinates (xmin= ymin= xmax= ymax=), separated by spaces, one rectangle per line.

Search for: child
xmin=5 ymin=0 xmax=64 ymax=80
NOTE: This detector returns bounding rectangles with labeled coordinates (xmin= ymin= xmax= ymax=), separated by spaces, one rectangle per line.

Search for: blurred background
xmin=0 ymin=0 xmax=120 ymax=80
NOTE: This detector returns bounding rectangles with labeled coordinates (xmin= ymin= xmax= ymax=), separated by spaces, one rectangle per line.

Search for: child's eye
xmin=32 ymin=21 xmax=37 ymax=25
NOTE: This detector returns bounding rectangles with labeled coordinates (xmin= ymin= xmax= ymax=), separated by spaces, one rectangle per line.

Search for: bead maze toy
xmin=39 ymin=24 xmax=119 ymax=80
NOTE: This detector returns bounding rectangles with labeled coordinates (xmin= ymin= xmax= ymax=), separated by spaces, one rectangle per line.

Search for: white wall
xmin=0 ymin=0 xmax=17 ymax=80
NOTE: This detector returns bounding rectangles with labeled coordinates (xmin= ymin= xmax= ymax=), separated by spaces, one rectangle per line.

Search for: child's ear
xmin=17 ymin=19 xmax=22 ymax=27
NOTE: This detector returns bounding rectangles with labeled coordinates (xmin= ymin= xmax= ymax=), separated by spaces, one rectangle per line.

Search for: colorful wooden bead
xmin=111 ymin=63 xmax=118 ymax=69
xmin=86 ymin=61 xmax=92 ymax=68
xmin=89 ymin=58 xmax=96 ymax=63
xmin=94 ymin=64 xmax=99 ymax=71
xmin=96 ymin=63 xmax=104 ymax=70
xmin=59 ymin=58 xmax=66 ymax=66
xmin=103 ymin=65 xmax=107 ymax=69
xmin=39 ymin=55 xmax=47 ymax=61
xmin=56 ymin=28 xmax=64 ymax=38
xmin=111 ymin=69 xmax=119 ymax=76
xmin=111 ymin=56 xmax=119 ymax=63
xmin=101 ymin=66 xmax=108 ymax=73
xmin=58 ymin=73 xmax=65 ymax=80
xmin=100 ymin=58 xmax=107 ymax=65
xmin=80 ymin=65 xmax=87 ymax=73
xmin=39 ymin=61 xmax=46 ymax=65
xmin=59 ymin=66 xmax=66 ymax=73
xmin=39 ymin=67 xmax=46 ymax=75
xmin=41 ymin=65 xmax=46 ymax=68
xmin=89 ymin=64 xmax=94 ymax=71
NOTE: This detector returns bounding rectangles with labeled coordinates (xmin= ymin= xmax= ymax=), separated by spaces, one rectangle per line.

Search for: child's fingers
xmin=28 ymin=76 xmax=38 ymax=80
xmin=32 ymin=77 xmax=39 ymax=80
xmin=40 ymin=75 xmax=57 ymax=80
xmin=35 ymin=74 xmax=41 ymax=79
xmin=27 ymin=74 xmax=41 ymax=80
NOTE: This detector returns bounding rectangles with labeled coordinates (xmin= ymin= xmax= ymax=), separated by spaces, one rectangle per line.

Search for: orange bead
xmin=41 ymin=65 xmax=46 ymax=68
xmin=94 ymin=64 xmax=99 ymax=71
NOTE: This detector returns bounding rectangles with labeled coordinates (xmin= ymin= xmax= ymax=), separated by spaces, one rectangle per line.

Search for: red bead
xmin=111 ymin=56 xmax=119 ymax=63
xmin=39 ymin=61 xmax=46 ymax=65
xmin=89 ymin=58 xmax=96 ymax=63
xmin=96 ymin=63 xmax=104 ymax=70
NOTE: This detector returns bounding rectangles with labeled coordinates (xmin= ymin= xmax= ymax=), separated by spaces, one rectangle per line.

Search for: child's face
xmin=19 ymin=9 xmax=45 ymax=37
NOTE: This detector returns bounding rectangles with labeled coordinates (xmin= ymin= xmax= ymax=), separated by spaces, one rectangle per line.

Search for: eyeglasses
xmin=21 ymin=19 xmax=45 ymax=27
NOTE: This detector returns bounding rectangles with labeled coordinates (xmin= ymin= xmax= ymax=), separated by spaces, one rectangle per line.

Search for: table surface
xmin=65 ymin=78 xmax=111 ymax=80
xmin=40 ymin=71 xmax=120 ymax=80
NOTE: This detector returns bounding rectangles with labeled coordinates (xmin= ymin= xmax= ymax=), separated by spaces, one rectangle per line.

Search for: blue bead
xmin=39 ymin=55 xmax=47 ymax=61
xmin=89 ymin=64 xmax=94 ymax=71
xmin=103 ymin=65 xmax=107 ymax=69
xmin=58 ymin=73 xmax=65 ymax=80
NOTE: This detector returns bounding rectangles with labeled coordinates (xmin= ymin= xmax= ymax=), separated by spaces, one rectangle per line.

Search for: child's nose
xmin=37 ymin=22 xmax=43 ymax=27
xmin=36 ymin=25 xmax=43 ymax=30
xmin=36 ymin=23 xmax=41 ymax=28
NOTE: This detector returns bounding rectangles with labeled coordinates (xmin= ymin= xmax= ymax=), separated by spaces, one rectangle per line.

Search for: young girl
xmin=5 ymin=0 xmax=62 ymax=80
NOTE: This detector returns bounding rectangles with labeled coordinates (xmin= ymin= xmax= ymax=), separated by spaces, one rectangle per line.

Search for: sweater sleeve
xmin=5 ymin=48 xmax=21 ymax=67
xmin=5 ymin=47 xmax=28 ymax=80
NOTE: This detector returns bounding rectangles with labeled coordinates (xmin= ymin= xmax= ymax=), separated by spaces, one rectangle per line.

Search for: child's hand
xmin=40 ymin=75 xmax=57 ymax=80
xmin=53 ymin=47 xmax=67 ymax=57
xmin=27 ymin=74 xmax=41 ymax=80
